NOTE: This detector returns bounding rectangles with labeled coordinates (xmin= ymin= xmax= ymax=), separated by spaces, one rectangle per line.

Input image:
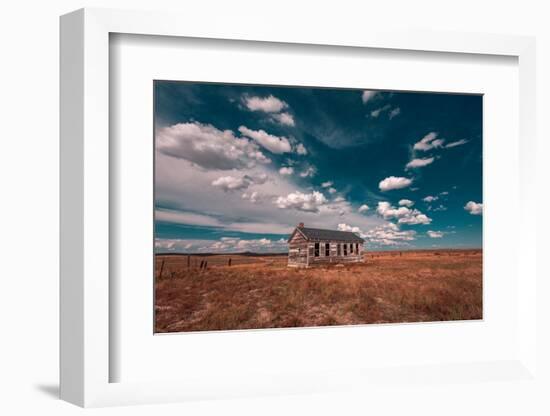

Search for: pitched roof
xmin=291 ymin=226 xmax=364 ymax=243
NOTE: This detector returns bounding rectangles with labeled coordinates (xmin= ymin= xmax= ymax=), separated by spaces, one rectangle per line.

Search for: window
xmin=343 ymin=244 xmax=347 ymax=256
xmin=325 ymin=243 xmax=330 ymax=256
xmin=356 ymin=243 xmax=359 ymax=254
xmin=350 ymin=243 xmax=354 ymax=254
xmin=314 ymin=242 xmax=319 ymax=257
xmin=337 ymin=243 xmax=341 ymax=256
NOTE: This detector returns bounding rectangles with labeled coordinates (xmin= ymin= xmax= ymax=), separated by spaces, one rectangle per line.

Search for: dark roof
xmin=291 ymin=226 xmax=364 ymax=243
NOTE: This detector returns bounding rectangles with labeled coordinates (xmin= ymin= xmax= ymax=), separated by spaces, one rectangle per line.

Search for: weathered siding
xmin=287 ymin=227 xmax=365 ymax=268
xmin=288 ymin=231 xmax=309 ymax=267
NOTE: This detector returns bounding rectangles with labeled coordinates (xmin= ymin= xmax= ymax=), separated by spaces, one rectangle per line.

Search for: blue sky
xmin=154 ymin=81 xmax=482 ymax=253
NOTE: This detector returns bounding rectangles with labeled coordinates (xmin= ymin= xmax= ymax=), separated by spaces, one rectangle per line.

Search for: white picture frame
xmin=60 ymin=8 xmax=538 ymax=408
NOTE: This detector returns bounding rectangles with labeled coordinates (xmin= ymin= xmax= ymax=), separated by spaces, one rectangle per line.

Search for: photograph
xmin=154 ymin=81 xmax=483 ymax=333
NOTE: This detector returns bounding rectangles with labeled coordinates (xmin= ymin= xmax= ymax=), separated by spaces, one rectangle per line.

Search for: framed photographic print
xmin=60 ymin=8 xmax=539 ymax=408
xmin=153 ymin=81 xmax=483 ymax=334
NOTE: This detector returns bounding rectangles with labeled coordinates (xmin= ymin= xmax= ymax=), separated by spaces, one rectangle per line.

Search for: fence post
xmin=158 ymin=259 xmax=165 ymax=279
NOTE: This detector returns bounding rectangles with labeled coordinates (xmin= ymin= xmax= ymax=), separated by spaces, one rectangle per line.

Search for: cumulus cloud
xmin=362 ymin=222 xmax=417 ymax=246
xmin=362 ymin=90 xmax=379 ymax=103
xmin=328 ymin=187 xmax=337 ymax=194
xmin=376 ymin=201 xmax=431 ymax=225
xmin=295 ymin=143 xmax=308 ymax=155
xmin=423 ymin=195 xmax=438 ymax=203
xmin=243 ymin=95 xmax=287 ymax=113
xmin=405 ymin=157 xmax=435 ymax=170
xmin=413 ymin=132 xmax=445 ymax=151
xmin=358 ymin=204 xmax=370 ymax=213
xmin=427 ymin=230 xmax=444 ymax=238
xmin=464 ymin=201 xmax=483 ymax=215
xmin=337 ymin=223 xmax=363 ymax=234
xmin=238 ymin=126 xmax=292 ymax=154
xmin=399 ymin=199 xmax=414 ymax=207
xmin=275 ymin=191 xmax=327 ymax=213
xmin=379 ymin=176 xmax=413 ymax=191
xmin=156 ymin=122 xmax=271 ymax=170
xmin=321 ymin=181 xmax=333 ymax=188
xmin=279 ymin=167 xmax=294 ymax=175
xmin=271 ymin=112 xmax=295 ymax=126
xmin=211 ymin=173 xmax=268 ymax=192
xmin=445 ymin=139 xmax=469 ymax=148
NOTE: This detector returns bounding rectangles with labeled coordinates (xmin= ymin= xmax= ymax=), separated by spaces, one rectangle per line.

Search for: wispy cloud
xmin=413 ymin=132 xmax=445 ymax=151
xmin=445 ymin=139 xmax=469 ymax=148
xmin=405 ymin=157 xmax=435 ymax=170
xmin=238 ymin=126 xmax=292 ymax=154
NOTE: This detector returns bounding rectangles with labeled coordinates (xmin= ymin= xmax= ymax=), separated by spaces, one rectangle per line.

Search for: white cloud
xmin=376 ymin=202 xmax=412 ymax=220
xmin=376 ymin=201 xmax=432 ymax=225
xmin=423 ymin=195 xmax=438 ymax=203
xmin=300 ymin=166 xmax=316 ymax=178
xmin=156 ymin=122 xmax=271 ymax=170
xmin=389 ymin=107 xmax=401 ymax=119
xmin=399 ymin=199 xmax=414 ymax=207
xmin=361 ymin=222 xmax=417 ymax=246
xmin=464 ymin=201 xmax=483 ymax=215
xmin=321 ymin=181 xmax=333 ymax=188
xmin=358 ymin=204 xmax=370 ymax=213
xmin=379 ymin=176 xmax=413 ymax=191
xmin=398 ymin=213 xmax=431 ymax=225
xmin=328 ymin=187 xmax=337 ymax=194
xmin=405 ymin=157 xmax=435 ymax=170
xmin=275 ymin=191 xmax=327 ymax=213
xmin=295 ymin=143 xmax=308 ymax=155
xmin=270 ymin=112 xmax=295 ymax=126
xmin=155 ymin=151 xmax=385 ymax=239
xmin=244 ymin=95 xmax=287 ymax=113
xmin=279 ymin=167 xmax=294 ymax=175
xmin=362 ymin=90 xmax=379 ymax=103
xmin=440 ymin=191 xmax=449 ymax=196
xmin=337 ymin=223 xmax=363 ymax=234
xmin=427 ymin=230 xmax=444 ymax=238
xmin=413 ymin=132 xmax=445 ymax=151
xmin=445 ymin=139 xmax=469 ymax=148
xmin=238 ymin=126 xmax=292 ymax=154
xmin=211 ymin=173 xmax=267 ymax=192
xmin=212 ymin=175 xmax=251 ymax=191
xmin=333 ymin=196 xmax=345 ymax=203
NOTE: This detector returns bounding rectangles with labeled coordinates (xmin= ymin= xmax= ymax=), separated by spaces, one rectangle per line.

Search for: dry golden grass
xmin=155 ymin=249 xmax=482 ymax=333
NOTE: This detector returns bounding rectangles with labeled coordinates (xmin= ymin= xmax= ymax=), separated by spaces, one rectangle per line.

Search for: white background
xmin=1 ymin=1 xmax=548 ymax=415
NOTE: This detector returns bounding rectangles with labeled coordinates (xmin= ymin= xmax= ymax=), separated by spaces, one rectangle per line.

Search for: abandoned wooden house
xmin=287 ymin=223 xmax=365 ymax=268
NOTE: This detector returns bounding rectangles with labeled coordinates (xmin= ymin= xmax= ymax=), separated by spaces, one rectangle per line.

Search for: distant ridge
xmin=156 ymin=251 xmax=288 ymax=257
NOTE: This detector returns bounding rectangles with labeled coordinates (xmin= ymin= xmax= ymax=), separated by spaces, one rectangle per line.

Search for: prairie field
xmin=155 ymin=249 xmax=482 ymax=333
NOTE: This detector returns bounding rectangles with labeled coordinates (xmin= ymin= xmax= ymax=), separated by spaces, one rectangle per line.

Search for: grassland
xmin=155 ymin=249 xmax=482 ymax=333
